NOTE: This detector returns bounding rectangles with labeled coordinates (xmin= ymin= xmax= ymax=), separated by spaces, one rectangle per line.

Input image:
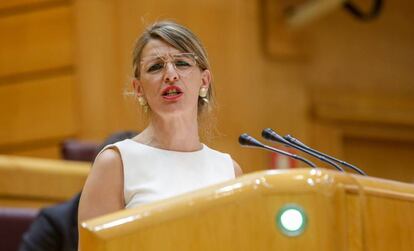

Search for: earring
xmin=199 ymin=87 xmax=209 ymax=104
xmin=137 ymin=96 xmax=149 ymax=112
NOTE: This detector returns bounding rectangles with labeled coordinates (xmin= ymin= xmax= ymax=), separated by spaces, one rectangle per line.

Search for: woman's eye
xmin=147 ymin=63 xmax=164 ymax=72
xmin=175 ymin=60 xmax=191 ymax=68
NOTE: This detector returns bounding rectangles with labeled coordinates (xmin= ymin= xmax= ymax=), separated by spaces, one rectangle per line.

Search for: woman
xmin=78 ymin=21 xmax=242 ymax=224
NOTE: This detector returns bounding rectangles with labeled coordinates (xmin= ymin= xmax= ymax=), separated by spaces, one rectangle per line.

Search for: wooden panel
xmin=311 ymin=89 xmax=414 ymax=126
xmin=0 ymin=5 xmax=73 ymax=77
xmin=73 ymin=0 xmax=121 ymax=140
xmin=0 ymin=198 xmax=55 ymax=208
xmin=261 ymin=0 xmax=307 ymax=58
xmin=0 ymin=74 xmax=77 ymax=146
xmin=0 ymin=0 xmax=65 ymax=10
xmin=80 ymin=169 xmax=414 ymax=250
xmin=364 ymin=196 xmax=414 ymax=251
xmin=345 ymin=194 xmax=363 ymax=251
xmin=344 ymin=137 xmax=414 ymax=183
xmin=80 ymin=169 xmax=352 ymax=251
xmin=0 ymin=155 xmax=89 ymax=208
xmin=6 ymin=144 xmax=62 ymax=159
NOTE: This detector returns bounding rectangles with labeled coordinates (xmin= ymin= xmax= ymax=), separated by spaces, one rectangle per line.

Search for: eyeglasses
xmin=140 ymin=53 xmax=198 ymax=77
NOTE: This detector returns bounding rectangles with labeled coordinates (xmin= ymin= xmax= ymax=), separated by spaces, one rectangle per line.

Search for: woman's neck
xmin=135 ymin=114 xmax=202 ymax=152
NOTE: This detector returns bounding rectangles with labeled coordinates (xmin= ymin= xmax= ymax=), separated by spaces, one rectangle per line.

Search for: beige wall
xmin=0 ymin=0 xmax=413 ymax=182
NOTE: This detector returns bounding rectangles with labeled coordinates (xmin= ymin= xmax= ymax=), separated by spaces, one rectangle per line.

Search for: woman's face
xmin=133 ymin=39 xmax=211 ymax=118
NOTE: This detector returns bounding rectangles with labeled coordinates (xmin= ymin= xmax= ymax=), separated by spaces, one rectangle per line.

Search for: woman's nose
xmin=163 ymin=62 xmax=179 ymax=83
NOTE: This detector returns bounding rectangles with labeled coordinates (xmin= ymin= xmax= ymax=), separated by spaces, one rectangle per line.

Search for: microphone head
xmin=239 ymin=133 xmax=265 ymax=148
xmin=261 ymin=128 xmax=286 ymax=144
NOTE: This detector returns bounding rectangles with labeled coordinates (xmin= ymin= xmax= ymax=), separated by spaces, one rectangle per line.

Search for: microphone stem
xmin=278 ymin=141 xmax=345 ymax=172
xmin=262 ymin=145 xmax=316 ymax=168
xmin=286 ymin=137 xmax=366 ymax=176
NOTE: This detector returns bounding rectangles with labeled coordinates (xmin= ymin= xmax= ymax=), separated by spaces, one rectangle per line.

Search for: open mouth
xmin=162 ymin=86 xmax=183 ymax=97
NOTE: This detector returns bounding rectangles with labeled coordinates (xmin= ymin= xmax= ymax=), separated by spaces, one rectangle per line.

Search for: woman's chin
xmin=155 ymin=104 xmax=196 ymax=118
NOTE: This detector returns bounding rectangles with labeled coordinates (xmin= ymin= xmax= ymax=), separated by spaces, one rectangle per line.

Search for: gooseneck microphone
xmin=239 ymin=133 xmax=316 ymax=168
xmin=262 ymin=128 xmax=345 ymax=172
xmin=284 ymin=134 xmax=367 ymax=176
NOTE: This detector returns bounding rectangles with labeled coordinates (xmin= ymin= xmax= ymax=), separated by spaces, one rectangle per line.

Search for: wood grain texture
xmin=0 ymin=0 xmax=65 ymax=10
xmin=79 ymin=169 xmax=414 ymax=251
xmin=0 ymin=155 xmax=89 ymax=208
xmin=311 ymin=89 xmax=414 ymax=126
xmin=0 ymin=4 xmax=73 ymax=77
xmin=3 ymin=144 xmax=62 ymax=159
xmin=0 ymin=74 xmax=78 ymax=146
xmin=260 ymin=0 xmax=307 ymax=58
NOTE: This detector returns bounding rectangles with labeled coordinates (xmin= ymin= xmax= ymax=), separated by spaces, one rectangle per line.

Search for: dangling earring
xmin=137 ymin=96 xmax=148 ymax=112
xmin=199 ymin=87 xmax=209 ymax=104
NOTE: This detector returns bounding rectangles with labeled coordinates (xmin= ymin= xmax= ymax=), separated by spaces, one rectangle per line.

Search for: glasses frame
xmin=140 ymin=52 xmax=199 ymax=77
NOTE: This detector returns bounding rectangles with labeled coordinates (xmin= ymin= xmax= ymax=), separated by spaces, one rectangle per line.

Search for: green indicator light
xmin=276 ymin=204 xmax=307 ymax=237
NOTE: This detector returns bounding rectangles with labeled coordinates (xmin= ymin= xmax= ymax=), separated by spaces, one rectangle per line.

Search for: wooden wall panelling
xmin=0 ymin=74 xmax=78 ymax=148
xmin=73 ymin=0 xmax=123 ymax=140
xmin=305 ymin=0 xmax=414 ymax=93
xmin=311 ymin=89 xmax=414 ymax=126
xmin=0 ymin=0 xmax=66 ymax=11
xmin=304 ymin=121 xmax=343 ymax=161
xmin=302 ymin=0 xmax=414 ymax=180
xmin=0 ymin=1 xmax=77 ymax=158
xmin=260 ymin=0 xmax=307 ymax=59
xmin=0 ymin=4 xmax=73 ymax=77
xmin=344 ymin=136 xmax=414 ymax=183
xmin=309 ymin=116 xmax=414 ymax=182
xmin=310 ymin=87 xmax=414 ymax=181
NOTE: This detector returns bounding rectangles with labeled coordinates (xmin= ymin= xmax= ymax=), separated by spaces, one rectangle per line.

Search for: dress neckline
xmin=125 ymin=139 xmax=206 ymax=154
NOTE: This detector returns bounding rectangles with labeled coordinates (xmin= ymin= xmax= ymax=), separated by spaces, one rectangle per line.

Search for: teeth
xmin=166 ymin=89 xmax=179 ymax=95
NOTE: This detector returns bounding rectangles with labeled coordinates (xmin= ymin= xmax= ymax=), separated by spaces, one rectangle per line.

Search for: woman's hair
xmin=131 ymin=20 xmax=215 ymax=116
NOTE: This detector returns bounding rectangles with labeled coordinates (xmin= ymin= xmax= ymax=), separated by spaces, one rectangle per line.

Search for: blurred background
xmin=0 ymin=0 xmax=413 ymax=183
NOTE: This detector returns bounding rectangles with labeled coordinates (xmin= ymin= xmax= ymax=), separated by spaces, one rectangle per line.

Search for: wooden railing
xmin=0 ymin=155 xmax=89 ymax=208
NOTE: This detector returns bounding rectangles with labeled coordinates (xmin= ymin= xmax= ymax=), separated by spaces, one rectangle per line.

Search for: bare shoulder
xmin=78 ymin=148 xmax=124 ymax=223
xmin=94 ymin=147 xmax=123 ymax=169
xmin=86 ymin=148 xmax=124 ymax=184
xmin=232 ymin=159 xmax=243 ymax=177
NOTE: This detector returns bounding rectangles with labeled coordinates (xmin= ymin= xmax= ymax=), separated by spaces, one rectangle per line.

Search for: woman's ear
xmin=132 ymin=78 xmax=144 ymax=96
xmin=201 ymin=69 xmax=211 ymax=89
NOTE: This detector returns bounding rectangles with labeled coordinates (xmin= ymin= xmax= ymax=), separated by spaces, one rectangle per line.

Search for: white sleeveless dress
xmin=102 ymin=139 xmax=235 ymax=208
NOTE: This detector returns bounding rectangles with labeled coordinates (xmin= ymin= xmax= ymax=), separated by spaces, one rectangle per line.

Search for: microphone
xmin=284 ymin=134 xmax=367 ymax=176
xmin=238 ymin=133 xmax=316 ymax=168
xmin=262 ymin=128 xmax=345 ymax=172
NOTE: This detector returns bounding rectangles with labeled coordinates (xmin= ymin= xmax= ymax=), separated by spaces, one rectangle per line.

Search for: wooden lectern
xmin=80 ymin=168 xmax=414 ymax=251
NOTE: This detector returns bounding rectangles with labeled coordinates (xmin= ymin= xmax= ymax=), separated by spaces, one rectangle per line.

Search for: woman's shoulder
xmin=93 ymin=147 xmax=123 ymax=171
xmin=79 ymin=147 xmax=125 ymax=223
xmin=232 ymin=159 xmax=243 ymax=177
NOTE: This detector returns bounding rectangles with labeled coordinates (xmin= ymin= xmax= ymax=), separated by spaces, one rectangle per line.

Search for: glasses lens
xmin=142 ymin=58 xmax=164 ymax=74
xmin=141 ymin=53 xmax=197 ymax=77
xmin=172 ymin=53 xmax=196 ymax=75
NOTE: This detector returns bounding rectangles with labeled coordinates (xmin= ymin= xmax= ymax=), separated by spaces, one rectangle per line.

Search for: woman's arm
xmin=232 ymin=159 xmax=243 ymax=177
xmin=78 ymin=148 xmax=125 ymax=224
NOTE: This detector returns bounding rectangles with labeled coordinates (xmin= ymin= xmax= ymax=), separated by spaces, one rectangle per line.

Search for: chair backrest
xmin=61 ymin=139 xmax=99 ymax=162
xmin=0 ymin=207 xmax=38 ymax=251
